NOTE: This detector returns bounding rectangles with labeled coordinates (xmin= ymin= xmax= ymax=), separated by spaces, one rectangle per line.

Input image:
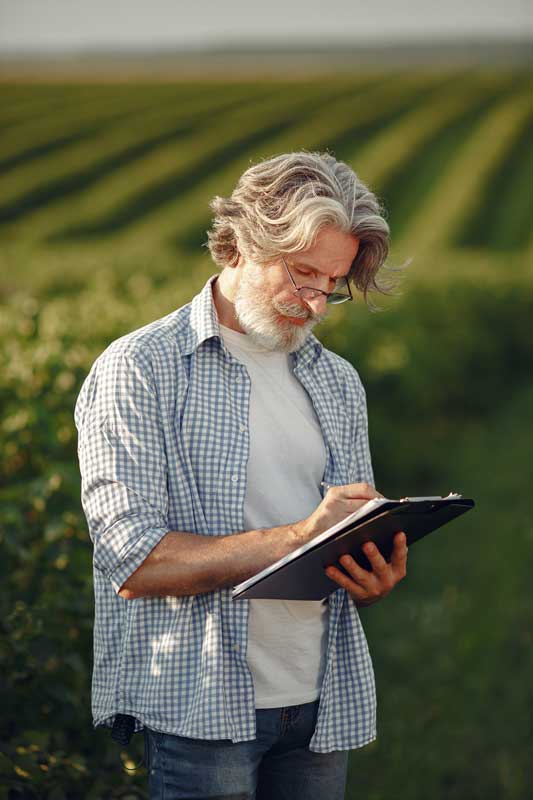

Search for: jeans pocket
xmin=144 ymin=727 xmax=163 ymax=771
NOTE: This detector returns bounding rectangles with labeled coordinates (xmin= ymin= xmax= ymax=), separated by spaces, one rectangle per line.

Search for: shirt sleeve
xmin=74 ymin=346 xmax=170 ymax=594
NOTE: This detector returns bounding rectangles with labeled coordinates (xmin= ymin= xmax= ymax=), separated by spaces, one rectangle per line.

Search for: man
xmin=75 ymin=151 xmax=408 ymax=800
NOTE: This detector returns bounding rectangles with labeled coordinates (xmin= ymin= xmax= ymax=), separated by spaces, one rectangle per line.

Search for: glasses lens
xmin=326 ymin=293 xmax=351 ymax=305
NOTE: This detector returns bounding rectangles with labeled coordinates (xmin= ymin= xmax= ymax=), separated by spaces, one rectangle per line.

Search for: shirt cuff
xmin=105 ymin=524 xmax=170 ymax=594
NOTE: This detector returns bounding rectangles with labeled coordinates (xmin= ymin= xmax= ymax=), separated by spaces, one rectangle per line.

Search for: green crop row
xmin=0 ymin=84 xmax=275 ymax=226
xmin=2 ymin=71 xmax=531 ymax=264
xmin=455 ymin=107 xmax=533 ymax=251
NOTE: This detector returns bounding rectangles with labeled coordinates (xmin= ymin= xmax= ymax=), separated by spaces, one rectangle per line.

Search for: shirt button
xmin=235 ymin=376 xmax=242 ymax=383
xmin=234 ymin=643 xmax=240 ymax=652
xmin=231 ymin=475 xmax=239 ymax=483
xmin=239 ymin=424 xmax=246 ymax=433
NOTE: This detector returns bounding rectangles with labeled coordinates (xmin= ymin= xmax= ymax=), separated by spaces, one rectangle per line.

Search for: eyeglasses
xmin=281 ymin=255 xmax=353 ymax=305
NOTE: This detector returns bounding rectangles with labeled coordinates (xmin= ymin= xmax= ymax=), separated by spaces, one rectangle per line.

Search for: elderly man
xmin=75 ymin=150 xmax=408 ymax=800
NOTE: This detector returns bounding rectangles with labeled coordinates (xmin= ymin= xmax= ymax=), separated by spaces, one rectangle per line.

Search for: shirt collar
xmin=183 ymin=273 xmax=323 ymax=367
xmin=182 ymin=274 xmax=222 ymax=355
xmin=292 ymin=332 xmax=323 ymax=368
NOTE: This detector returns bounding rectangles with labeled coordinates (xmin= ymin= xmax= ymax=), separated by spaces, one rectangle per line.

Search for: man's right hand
xmin=297 ymin=482 xmax=384 ymax=542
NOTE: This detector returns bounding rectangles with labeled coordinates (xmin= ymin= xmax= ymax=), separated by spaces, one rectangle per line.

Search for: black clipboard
xmin=232 ymin=495 xmax=475 ymax=601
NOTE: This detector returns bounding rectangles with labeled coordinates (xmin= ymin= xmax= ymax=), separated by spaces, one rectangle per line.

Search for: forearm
xmin=118 ymin=521 xmax=310 ymax=600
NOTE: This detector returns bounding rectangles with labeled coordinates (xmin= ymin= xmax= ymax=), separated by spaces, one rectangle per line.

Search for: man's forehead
xmin=287 ymin=255 xmax=353 ymax=280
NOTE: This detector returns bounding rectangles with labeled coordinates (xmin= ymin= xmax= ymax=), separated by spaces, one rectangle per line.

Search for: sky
xmin=0 ymin=0 xmax=531 ymax=53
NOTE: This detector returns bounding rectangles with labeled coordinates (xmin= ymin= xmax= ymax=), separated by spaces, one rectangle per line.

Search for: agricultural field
xmin=1 ymin=69 xmax=532 ymax=799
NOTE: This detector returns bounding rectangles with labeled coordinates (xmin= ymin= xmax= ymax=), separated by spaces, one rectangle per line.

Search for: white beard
xmin=233 ymin=264 xmax=327 ymax=353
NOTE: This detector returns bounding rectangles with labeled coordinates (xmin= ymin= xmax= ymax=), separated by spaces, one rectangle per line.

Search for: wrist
xmin=291 ymin=515 xmax=319 ymax=545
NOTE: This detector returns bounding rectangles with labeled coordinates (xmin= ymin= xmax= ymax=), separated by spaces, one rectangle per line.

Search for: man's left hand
xmin=325 ymin=532 xmax=408 ymax=607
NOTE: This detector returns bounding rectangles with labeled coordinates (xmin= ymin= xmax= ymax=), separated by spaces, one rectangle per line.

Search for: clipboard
xmin=232 ymin=494 xmax=475 ymax=601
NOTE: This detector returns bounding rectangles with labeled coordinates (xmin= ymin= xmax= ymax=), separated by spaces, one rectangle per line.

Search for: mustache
xmin=274 ymin=301 xmax=327 ymax=324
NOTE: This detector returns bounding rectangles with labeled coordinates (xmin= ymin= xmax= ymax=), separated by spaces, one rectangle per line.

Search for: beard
xmin=233 ymin=263 xmax=327 ymax=353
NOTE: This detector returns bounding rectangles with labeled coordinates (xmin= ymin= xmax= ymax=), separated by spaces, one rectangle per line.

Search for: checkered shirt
xmin=74 ymin=274 xmax=377 ymax=753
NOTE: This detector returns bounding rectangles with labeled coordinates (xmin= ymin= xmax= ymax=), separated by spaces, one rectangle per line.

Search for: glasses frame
xmin=281 ymin=255 xmax=353 ymax=305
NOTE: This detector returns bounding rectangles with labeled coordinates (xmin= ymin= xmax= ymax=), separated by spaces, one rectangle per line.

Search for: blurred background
xmin=1 ymin=1 xmax=532 ymax=798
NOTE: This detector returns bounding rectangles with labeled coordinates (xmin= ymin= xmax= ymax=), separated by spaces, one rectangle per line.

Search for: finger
xmin=361 ymin=541 xmax=389 ymax=578
xmin=390 ymin=531 xmax=408 ymax=577
xmin=337 ymin=553 xmax=376 ymax=589
xmin=340 ymin=482 xmax=384 ymax=501
xmin=325 ymin=565 xmax=370 ymax=600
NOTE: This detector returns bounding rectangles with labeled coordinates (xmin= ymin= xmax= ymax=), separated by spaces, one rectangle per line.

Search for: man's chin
xmin=233 ymin=299 xmax=318 ymax=352
xmin=238 ymin=321 xmax=312 ymax=353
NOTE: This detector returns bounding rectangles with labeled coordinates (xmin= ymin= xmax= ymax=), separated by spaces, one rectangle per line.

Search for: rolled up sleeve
xmin=75 ymin=346 xmax=170 ymax=594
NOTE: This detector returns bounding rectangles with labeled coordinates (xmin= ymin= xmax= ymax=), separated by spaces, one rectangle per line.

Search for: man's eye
xmin=296 ymin=268 xmax=313 ymax=278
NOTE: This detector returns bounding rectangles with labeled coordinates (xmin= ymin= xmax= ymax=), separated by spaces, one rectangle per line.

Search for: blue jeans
xmin=143 ymin=698 xmax=349 ymax=799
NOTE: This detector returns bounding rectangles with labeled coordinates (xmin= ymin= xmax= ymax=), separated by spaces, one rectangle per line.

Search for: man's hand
xmin=299 ymin=482 xmax=384 ymax=543
xmin=325 ymin=531 xmax=408 ymax=607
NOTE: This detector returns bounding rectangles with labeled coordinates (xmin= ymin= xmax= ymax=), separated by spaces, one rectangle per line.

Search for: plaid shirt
xmin=74 ymin=275 xmax=377 ymax=753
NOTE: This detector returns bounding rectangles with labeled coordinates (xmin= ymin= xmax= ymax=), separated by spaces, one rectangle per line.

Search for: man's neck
xmin=211 ymin=270 xmax=245 ymax=333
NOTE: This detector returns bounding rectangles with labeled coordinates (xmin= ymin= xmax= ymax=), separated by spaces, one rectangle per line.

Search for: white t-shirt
xmin=219 ymin=324 xmax=329 ymax=708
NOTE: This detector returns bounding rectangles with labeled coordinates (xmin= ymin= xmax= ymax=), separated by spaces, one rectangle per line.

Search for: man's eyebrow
xmin=290 ymin=258 xmax=350 ymax=281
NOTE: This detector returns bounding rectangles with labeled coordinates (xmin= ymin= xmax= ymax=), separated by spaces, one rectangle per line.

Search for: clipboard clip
xmin=399 ymin=492 xmax=462 ymax=502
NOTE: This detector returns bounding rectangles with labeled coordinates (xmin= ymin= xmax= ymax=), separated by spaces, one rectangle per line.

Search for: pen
xmin=320 ymin=481 xmax=332 ymax=493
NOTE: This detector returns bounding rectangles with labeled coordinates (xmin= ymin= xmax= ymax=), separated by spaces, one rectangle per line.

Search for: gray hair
xmin=207 ymin=150 xmax=404 ymax=305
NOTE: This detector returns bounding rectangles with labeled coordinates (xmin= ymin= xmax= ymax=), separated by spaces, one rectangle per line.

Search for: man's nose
xmin=303 ymin=293 xmax=328 ymax=316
